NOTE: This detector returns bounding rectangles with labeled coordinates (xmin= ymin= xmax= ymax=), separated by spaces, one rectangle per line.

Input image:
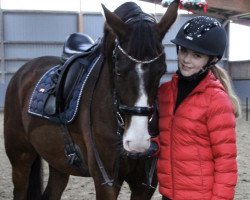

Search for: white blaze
xmin=123 ymin=64 xmax=150 ymax=152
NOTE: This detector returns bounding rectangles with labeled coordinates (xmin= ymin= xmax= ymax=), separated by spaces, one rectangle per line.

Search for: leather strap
xmin=119 ymin=105 xmax=154 ymax=116
xmin=86 ymin=55 xmax=116 ymax=186
xmin=61 ymin=123 xmax=89 ymax=176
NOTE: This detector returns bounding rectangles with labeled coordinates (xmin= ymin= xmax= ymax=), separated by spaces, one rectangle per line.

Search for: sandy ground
xmin=0 ymin=111 xmax=250 ymax=199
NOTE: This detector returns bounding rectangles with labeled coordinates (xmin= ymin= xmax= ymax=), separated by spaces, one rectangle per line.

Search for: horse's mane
xmin=127 ymin=17 xmax=160 ymax=60
xmin=102 ymin=2 xmax=162 ymax=61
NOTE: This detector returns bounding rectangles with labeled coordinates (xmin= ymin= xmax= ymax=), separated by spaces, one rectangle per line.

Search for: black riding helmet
xmin=171 ymin=16 xmax=227 ymax=60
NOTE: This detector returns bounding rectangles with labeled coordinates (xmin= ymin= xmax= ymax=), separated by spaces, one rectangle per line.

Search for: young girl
xmin=154 ymin=16 xmax=241 ymax=200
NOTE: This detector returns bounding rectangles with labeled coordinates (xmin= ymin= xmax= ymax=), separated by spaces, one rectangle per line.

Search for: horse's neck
xmin=93 ymin=31 xmax=116 ymax=113
xmin=94 ymin=60 xmax=114 ymax=107
xmin=102 ymin=28 xmax=116 ymax=61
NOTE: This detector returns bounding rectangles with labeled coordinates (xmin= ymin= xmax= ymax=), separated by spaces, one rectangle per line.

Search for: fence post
xmin=246 ymin=97 xmax=248 ymax=121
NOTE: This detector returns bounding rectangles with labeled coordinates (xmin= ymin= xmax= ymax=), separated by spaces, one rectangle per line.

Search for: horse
xmin=4 ymin=1 xmax=179 ymax=199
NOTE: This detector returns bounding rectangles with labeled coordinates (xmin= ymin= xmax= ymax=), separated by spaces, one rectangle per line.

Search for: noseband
xmin=112 ymin=14 xmax=163 ymax=136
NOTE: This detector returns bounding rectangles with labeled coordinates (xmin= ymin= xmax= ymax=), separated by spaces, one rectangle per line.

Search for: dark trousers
xmin=162 ymin=196 xmax=171 ymax=200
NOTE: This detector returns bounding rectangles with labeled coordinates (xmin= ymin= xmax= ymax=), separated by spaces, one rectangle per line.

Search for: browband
xmin=124 ymin=14 xmax=156 ymax=24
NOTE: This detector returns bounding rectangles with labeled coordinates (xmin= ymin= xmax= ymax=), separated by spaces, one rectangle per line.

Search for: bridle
xmin=116 ymin=41 xmax=164 ymax=64
xmin=115 ymin=14 xmax=164 ymax=64
xmin=87 ymin=13 xmax=163 ymax=187
xmin=112 ymin=14 xmax=164 ymax=137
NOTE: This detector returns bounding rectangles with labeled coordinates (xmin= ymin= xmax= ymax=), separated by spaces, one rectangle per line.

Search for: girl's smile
xmin=178 ymin=47 xmax=209 ymax=77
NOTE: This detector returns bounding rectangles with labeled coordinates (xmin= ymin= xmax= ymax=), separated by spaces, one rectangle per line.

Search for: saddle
xmin=43 ymin=33 xmax=101 ymax=119
xmin=61 ymin=33 xmax=96 ymax=61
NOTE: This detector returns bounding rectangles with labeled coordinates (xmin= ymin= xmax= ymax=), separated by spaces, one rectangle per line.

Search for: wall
xmin=0 ymin=10 xmax=79 ymax=108
xmin=230 ymin=60 xmax=250 ymax=80
xmin=230 ymin=61 xmax=250 ymax=106
xmin=0 ymin=10 xmax=234 ymax=109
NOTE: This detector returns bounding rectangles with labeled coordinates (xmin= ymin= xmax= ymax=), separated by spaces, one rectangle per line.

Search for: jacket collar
xmin=171 ymin=70 xmax=225 ymax=95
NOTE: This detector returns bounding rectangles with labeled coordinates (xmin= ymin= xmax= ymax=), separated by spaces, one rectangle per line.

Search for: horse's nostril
xmin=125 ymin=140 xmax=130 ymax=148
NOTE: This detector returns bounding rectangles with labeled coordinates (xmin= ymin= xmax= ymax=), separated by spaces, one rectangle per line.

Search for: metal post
xmin=78 ymin=0 xmax=84 ymax=33
xmin=0 ymin=4 xmax=5 ymax=84
xmin=246 ymin=97 xmax=248 ymax=121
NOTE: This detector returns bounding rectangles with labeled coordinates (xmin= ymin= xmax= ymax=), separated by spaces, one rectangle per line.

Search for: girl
xmin=154 ymin=16 xmax=241 ymax=200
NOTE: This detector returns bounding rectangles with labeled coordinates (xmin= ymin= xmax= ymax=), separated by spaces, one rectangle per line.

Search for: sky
xmin=1 ymin=0 xmax=250 ymax=61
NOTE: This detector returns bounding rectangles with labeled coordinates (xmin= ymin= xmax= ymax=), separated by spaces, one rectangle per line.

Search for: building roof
xmin=139 ymin=0 xmax=250 ymax=25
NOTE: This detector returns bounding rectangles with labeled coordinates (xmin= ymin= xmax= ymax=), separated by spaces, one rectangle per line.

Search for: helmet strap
xmin=199 ymin=57 xmax=217 ymax=74
xmin=176 ymin=45 xmax=180 ymax=55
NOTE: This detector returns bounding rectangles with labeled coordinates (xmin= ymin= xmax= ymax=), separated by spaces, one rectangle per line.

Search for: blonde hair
xmin=211 ymin=65 xmax=241 ymax=118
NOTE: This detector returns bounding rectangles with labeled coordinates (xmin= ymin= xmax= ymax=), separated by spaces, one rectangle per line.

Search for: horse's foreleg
xmin=93 ymin=174 xmax=122 ymax=200
xmin=94 ymin=184 xmax=121 ymax=200
xmin=129 ymin=183 xmax=156 ymax=200
xmin=125 ymin=169 xmax=157 ymax=200
xmin=42 ymin=165 xmax=69 ymax=200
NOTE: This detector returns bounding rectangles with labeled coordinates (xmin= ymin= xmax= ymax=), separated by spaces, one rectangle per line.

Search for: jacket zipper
xmin=169 ymin=76 xmax=205 ymax=199
xmin=171 ymin=93 xmax=202 ymax=199
xmin=170 ymin=115 xmax=175 ymax=199
xmin=171 ymin=86 xmax=177 ymax=199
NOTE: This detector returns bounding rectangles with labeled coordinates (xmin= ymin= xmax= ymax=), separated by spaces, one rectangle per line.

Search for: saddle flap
xmin=62 ymin=58 xmax=88 ymax=106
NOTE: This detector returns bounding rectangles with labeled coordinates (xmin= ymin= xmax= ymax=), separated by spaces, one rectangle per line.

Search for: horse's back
xmin=8 ymin=56 xmax=61 ymax=88
xmin=5 ymin=56 xmax=61 ymax=108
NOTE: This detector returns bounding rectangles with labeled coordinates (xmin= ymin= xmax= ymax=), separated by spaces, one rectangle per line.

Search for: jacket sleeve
xmin=207 ymin=90 xmax=238 ymax=200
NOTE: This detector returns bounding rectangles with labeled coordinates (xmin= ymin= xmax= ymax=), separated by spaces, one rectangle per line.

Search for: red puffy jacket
xmin=155 ymin=71 xmax=237 ymax=200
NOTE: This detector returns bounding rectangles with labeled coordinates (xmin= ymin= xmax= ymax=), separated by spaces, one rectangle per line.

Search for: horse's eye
xmin=116 ymin=71 xmax=122 ymax=76
xmin=115 ymin=69 xmax=123 ymax=77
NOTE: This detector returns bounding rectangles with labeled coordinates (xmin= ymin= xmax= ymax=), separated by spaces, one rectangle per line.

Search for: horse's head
xmin=102 ymin=1 xmax=179 ymax=155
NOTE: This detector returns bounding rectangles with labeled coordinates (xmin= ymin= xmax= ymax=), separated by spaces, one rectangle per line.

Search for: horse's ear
xmin=157 ymin=0 xmax=179 ymax=39
xmin=101 ymin=4 xmax=129 ymax=38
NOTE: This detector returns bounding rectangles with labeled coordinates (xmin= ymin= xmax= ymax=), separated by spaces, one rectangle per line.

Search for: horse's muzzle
xmin=123 ymin=141 xmax=158 ymax=159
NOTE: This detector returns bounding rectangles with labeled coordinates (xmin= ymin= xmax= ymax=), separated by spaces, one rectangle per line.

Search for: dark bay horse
xmin=4 ymin=1 xmax=179 ymax=199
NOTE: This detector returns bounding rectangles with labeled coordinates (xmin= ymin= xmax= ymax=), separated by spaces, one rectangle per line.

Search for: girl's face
xmin=178 ymin=47 xmax=210 ymax=77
